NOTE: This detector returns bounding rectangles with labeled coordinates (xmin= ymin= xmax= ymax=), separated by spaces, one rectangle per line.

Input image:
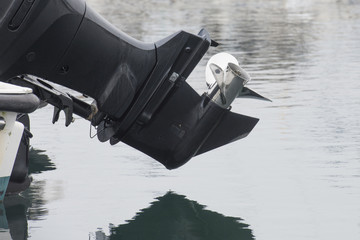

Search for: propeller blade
xmin=209 ymin=63 xmax=227 ymax=104
xmin=209 ymin=63 xmax=224 ymax=90
xmin=237 ymin=87 xmax=272 ymax=102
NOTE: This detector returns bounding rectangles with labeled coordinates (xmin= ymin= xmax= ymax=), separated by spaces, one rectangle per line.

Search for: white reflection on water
xmin=10 ymin=0 xmax=360 ymax=239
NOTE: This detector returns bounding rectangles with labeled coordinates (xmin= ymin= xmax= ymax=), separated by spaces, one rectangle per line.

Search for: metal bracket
xmin=9 ymin=76 xmax=94 ymax=127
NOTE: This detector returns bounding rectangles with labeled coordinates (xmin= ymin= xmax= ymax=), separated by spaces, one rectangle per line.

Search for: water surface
xmin=2 ymin=0 xmax=360 ymax=239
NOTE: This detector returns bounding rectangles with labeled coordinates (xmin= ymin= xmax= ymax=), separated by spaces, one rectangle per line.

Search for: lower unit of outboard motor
xmin=0 ymin=0 xmax=268 ymax=169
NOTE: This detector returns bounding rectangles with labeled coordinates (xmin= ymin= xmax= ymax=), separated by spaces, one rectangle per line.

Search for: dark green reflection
xmin=0 ymin=195 xmax=29 ymax=240
xmin=28 ymin=148 xmax=56 ymax=174
xmin=106 ymin=192 xmax=254 ymax=240
xmin=22 ymin=148 xmax=56 ymax=221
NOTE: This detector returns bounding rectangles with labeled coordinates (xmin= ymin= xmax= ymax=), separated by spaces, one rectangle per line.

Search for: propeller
xmin=205 ymin=52 xmax=271 ymax=109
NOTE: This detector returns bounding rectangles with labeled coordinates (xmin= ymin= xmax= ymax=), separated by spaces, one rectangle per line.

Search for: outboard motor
xmin=0 ymin=0 xmax=269 ymax=169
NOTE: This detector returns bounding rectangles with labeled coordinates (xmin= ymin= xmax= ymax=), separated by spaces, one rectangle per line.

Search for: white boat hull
xmin=0 ymin=111 xmax=24 ymax=201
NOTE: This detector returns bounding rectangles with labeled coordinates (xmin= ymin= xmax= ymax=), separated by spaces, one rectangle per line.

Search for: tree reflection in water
xmin=0 ymin=148 xmax=55 ymax=240
xmin=93 ymin=192 xmax=254 ymax=240
xmin=23 ymin=148 xmax=56 ymax=221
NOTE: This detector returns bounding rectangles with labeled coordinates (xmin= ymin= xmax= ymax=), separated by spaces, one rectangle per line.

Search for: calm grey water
xmin=2 ymin=0 xmax=360 ymax=239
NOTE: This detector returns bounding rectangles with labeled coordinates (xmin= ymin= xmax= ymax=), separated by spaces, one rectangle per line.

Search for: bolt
xmin=26 ymin=52 xmax=36 ymax=62
xmin=59 ymin=65 xmax=69 ymax=75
